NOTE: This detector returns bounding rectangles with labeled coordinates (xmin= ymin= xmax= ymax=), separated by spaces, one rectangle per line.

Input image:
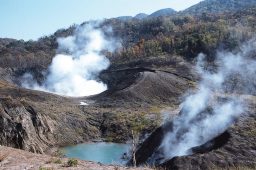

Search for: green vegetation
xmin=105 ymin=136 xmax=114 ymax=142
xmin=96 ymin=106 xmax=163 ymax=142
xmin=49 ymin=112 xmax=59 ymax=120
xmin=89 ymin=126 xmax=99 ymax=133
xmin=149 ymin=106 xmax=162 ymax=114
xmin=52 ymin=149 xmax=67 ymax=158
xmin=242 ymin=117 xmax=256 ymax=137
xmin=131 ymin=117 xmax=157 ymax=135
xmin=178 ymin=0 xmax=256 ymax=16
xmin=54 ymin=159 xmax=62 ymax=164
xmin=76 ymin=128 xmax=84 ymax=136
xmin=67 ymin=158 xmax=78 ymax=167
xmin=39 ymin=167 xmax=53 ymax=170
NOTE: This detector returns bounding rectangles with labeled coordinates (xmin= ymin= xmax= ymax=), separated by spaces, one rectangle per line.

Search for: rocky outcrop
xmin=0 ymin=98 xmax=63 ymax=153
xmin=0 ymin=96 xmax=111 ymax=153
xmin=157 ymin=110 xmax=256 ymax=169
xmin=0 ymin=67 xmax=48 ymax=87
xmin=128 ymin=106 xmax=256 ymax=169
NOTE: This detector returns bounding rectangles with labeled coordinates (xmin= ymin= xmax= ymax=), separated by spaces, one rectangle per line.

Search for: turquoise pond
xmin=59 ymin=142 xmax=130 ymax=165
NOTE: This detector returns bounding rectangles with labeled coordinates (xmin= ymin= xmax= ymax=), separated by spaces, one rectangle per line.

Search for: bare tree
xmin=132 ymin=130 xmax=136 ymax=167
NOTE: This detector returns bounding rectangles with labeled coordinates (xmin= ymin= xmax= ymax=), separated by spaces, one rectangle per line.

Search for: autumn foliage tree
xmin=1 ymin=6 xmax=256 ymax=68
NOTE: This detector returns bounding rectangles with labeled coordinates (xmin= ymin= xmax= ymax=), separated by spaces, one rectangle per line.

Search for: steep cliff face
xmin=0 ymin=96 xmax=109 ymax=153
xmin=0 ymin=98 xmax=66 ymax=153
xmin=0 ymin=98 xmax=56 ymax=153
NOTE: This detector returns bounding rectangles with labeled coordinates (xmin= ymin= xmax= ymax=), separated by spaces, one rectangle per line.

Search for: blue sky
xmin=0 ymin=0 xmax=202 ymax=41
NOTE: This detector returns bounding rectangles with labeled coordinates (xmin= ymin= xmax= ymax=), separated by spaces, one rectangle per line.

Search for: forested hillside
xmin=176 ymin=0 xmax=256 ymax=16
xmin=0 ymin=4 xmax=256 ymax=68
xmin=0 ymin=25 xmax=77 ymax=68
xmin=0 ymin=38 xmax=17 ymax=48
xmin=134 ymin=13 xmax=148 ymax=20
xmin=105 ymin=6 xmax=256 ymax=62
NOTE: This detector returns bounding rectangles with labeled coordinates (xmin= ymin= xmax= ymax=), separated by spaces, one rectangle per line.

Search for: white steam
xmin=22 ymin=22 xmax=119 ymax=96
xmin=153 ymin=47 xmax=256 ymax=164
xmin=80 ymin=102 xmax=88 ymax=105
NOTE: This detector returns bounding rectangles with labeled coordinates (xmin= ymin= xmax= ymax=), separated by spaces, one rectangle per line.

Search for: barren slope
xmin=128 ymin=99 xmax=256 ymax=169
xmin=0 ymin=60 xmax=193 ymax=152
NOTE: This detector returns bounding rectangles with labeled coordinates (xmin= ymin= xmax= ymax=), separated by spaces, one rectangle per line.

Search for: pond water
xmin=59 ymin=142 xmax=130 ymax=165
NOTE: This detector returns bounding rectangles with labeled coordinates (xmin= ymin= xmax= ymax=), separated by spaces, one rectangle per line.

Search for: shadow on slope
xmin=127 ymin=107 xmax=233 ymax=167
xmin=83 ymin=68 xmax=192 ymax=108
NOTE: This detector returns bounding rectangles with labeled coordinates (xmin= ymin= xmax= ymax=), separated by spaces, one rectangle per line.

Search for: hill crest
xmin=148 ymin=8 xmax=176 ymax=18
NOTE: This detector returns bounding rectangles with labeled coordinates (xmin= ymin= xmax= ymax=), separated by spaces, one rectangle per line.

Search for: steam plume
xmin=149 ymin=43 xmax=256 ymax=165
xmin=22 ymin=22 xmax=120 ymax=96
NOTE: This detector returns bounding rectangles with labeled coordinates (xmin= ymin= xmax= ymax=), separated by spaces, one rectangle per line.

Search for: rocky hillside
xmin=159 ymin=103 xmax=256 ymax=169
xmin=128 ymin=104 xmax=256 ymax=169
xmin=0 ymin=55 xmax=194 ymax=153
xmin=0 ymin=78 xmax=94 ymax=153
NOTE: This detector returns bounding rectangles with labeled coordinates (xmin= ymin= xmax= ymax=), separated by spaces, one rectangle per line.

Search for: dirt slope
xmin=86 ymin=70 xmax=193 ymax=106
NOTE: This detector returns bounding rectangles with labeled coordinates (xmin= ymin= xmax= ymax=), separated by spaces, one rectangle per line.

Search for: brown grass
xmin=45 ymin=157 xmax=55 ymax=164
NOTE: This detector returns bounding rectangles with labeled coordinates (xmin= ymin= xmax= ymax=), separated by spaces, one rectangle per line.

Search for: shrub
xmin=76 ymin=128 xmax=84 ymax=135
xmin=67 ymin=158 xmax=78 ymax=167
xmin=105 ymin=136 xmax=113 ymax=142
xmin=54 ymin=159 xmax=62 ymax=164
xmin=49 ymin=112 xmax=59 ymax=120
xmin=149 ymin=106 xmax=161 ymax=114
xmin=52 ymin=149 xmax=67 ymax=158
xmin=89 ymin=126 xmax=98 ymax=132
xmin=39 ymin=167 xmax=53 ymax=170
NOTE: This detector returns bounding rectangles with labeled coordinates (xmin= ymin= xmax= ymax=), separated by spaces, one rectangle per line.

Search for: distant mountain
xmin=134 ymin=13 xmax=148 ymax=20
xmin=116 ymin=16 xmax=133 ymax=21
xmin=178 ymin=0 xmax=256 ymax=16
xmin=115 ymin=8 xmax=176 ymax=21
xmin=148 ymin=8 xmax=176 ymax=18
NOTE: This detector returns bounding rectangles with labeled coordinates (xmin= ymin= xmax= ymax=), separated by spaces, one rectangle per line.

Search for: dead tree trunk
xmin=132 ymin=130 xmax=136 ymax=167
